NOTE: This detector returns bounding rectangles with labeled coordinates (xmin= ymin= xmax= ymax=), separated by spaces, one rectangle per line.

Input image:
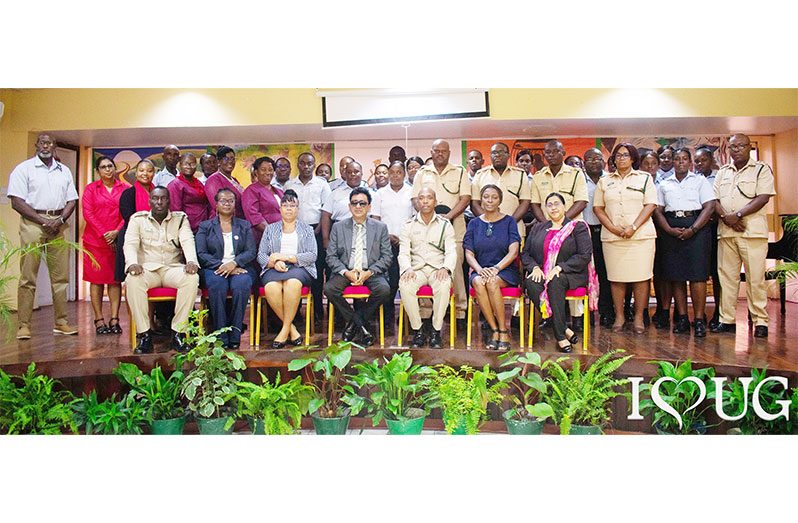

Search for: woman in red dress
xmin=83 ymin=156 xmax=129 ymax=335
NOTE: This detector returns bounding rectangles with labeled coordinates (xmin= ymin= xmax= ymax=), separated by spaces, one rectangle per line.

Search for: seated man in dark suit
xmin=324 ymin=187 xmax=392 ymax=346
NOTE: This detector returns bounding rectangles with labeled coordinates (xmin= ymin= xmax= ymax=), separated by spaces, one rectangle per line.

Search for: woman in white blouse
xmin=257 ymin=189 xmax=318 ymax=348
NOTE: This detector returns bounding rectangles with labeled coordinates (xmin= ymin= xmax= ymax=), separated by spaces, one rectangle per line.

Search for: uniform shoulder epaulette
xmin=131 ymin=210 xmax=150 ymax=218
xmin=170 ymin=210 xmax=188 ymax=217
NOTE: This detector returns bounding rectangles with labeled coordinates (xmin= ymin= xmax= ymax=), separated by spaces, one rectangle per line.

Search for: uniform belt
xmin=34 ymin=209 xmax=64 ymax=216
xmin=665 ymin=210 xmax=698 ymax=218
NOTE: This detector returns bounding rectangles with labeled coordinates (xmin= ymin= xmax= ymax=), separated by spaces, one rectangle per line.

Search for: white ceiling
xmin=48 ymin=115 xmax=798 ymax=148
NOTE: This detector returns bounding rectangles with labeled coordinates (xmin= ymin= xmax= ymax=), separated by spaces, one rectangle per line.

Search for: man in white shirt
xmin=7 ymin=134 xmax=80 ymax=339
xmin=371 ymin=161 xmax=415 ymax=334
xmin=285 ymin=152 xmax=333 ymax=322
xmin=153 ymin=145 xmax=180 ymax=187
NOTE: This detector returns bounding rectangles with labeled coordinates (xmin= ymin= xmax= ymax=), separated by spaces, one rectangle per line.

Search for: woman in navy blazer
xmin=196 ymin=188 xmax=258 ymax=350
xmin=257 ymin=189 xmax=318 ymax=348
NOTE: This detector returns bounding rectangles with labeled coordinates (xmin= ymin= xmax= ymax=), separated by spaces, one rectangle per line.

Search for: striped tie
xmin=353 ymin=223 xmax=365 ymax=271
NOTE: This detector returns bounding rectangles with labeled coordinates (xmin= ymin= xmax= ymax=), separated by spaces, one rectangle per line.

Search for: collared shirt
xmin=284 ymin=175 xmax=332 ymax=225
xmin=656 ymin=171 xmax=715 ymax=212
xmin=714 ymin=159 xmax=776 ymax=239
xmin=271 ymin=180 xmax=285 ymax=192
xmin=463 ymin=170 xmax=479 ymax=220
xmin=322 ymin=181 xmax=371 ymax=222
xmin=655 ymin=167 xmax=675 ymax=186
xmin=472 ymin=164 xmax=531 ymax=215
xmin=204 ymin=172 xmax=245 ymax=220
xmin=699 ymin=169 xmax=717 ymax=185
xmin=411 ymin=163 xmax=471 ymax=237
xmin=168 ymin=177 xmax=211 ymax=233
xmin=530 ymin=164 xmax=589 ymax=220
xmin=398 ymin=213 xmax=457 ymax=275
xmin=153 ymin=168 xmax=177 ymax=187
xmin=593 ymin=169 xmax=658 ymax=242
xmin=123 ymin=210 xmax=198 ymax=272
xmin=371 ymin=184 xmax=415 ymax=237
xmin=329 ymin=177 xmax=347 ymax=191
xmin=583 ymin=171 xmax=607 ymax=226
xmin=7 ymin=156 xmax=79 ymax=210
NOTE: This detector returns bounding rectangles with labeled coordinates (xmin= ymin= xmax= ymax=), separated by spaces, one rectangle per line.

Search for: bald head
xmin=162 ymin=144 xmax=180 ymax=171
xmin=416 ymin=186 xmax=438 ymax=215
xmin=430 ymin=139 xmax=451 ymax=170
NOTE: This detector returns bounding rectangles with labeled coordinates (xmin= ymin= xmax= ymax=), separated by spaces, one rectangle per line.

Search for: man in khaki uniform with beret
xmin=398 ymin=188 xmax=457 ymax=349
xmin=711 ymin=133 xmax=776 ymax=338
xmin=124 ymin=186 xmax=200 ymax=354
xmin=411 ymin=139 xmax=470 ymax=321
xmin=471 ymin=142 xmax=531 ymax=238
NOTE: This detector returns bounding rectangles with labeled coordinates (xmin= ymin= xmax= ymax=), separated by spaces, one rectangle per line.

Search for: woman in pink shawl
xmin=521 ymin=192 xmax=597 ymax=353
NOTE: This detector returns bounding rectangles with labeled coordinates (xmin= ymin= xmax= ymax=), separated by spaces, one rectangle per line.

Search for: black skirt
xmin=261 ymin=266 xmax=313 ymax=287
xmin=659 ymin=214 xmax=711 ymax=282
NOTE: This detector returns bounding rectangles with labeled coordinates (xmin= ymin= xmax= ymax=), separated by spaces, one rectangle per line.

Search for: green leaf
xmin=526 ymin=402 xmax=554 ymax=421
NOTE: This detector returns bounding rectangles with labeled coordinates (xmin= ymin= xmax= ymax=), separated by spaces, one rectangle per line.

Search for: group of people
xmin=7 ymin=132 xmax=776 ymax=355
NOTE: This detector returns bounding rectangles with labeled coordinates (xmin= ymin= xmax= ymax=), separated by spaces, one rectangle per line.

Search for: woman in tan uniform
xmin=593 ymin=143 xmax=658 ymax=334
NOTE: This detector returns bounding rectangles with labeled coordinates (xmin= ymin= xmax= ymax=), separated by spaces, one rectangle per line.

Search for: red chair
xmin=466 ymin=286 xmax=524 ymax=349
xmin=397 ymin=285 xmax=455 ymax=348
xmin=254 ymin=286 xmax=312 ymax=347
xmin=528 ymin=287 xmax=589 ymax=351
xmin=128 ymin=287 xmax=178 ymax=347
xmin=327 ymin=285 xmax=384 ymax=347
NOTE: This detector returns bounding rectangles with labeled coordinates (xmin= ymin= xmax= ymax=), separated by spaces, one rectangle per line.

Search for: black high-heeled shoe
xmin=108 ymin=317 xmax=122 ymax=335
xmin=565 ymin=330 xmax=579 ymax=345
xmin=290 ymin=336 xmax=303 ymax=346
xmin=272 ymin=339 xmax=287 ymax=349
xmin=557 ymin=342 xmax=573 ymax=353
xmin=497 ymin=330 xmax=511 ymax=351
xmin=485 ymin=329 xmax=499 ymax=351
xmin=94 ymin=319 xmax=110 ymax=335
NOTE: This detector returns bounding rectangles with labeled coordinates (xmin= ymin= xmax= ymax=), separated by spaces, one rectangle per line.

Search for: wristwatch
xmin=735 ymin=211 xmax=743 ymax=219
xmin=630 ymin=223 xmax=637 ymax=232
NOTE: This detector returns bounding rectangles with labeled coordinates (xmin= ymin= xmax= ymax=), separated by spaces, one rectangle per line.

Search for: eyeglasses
xmin=545 ymin=201 xmax=563 ymax=208
xmin=615 ymin=152 xmax=631 ymax=159
xmin=99 ymin=164 xmax=115 ymax=170
xmin=218 ymin=199 xmax=235 ymax=205
xmin=350 ymin=201 xmax=369 ymax=207
xmin=486 ymin=223 xmax=494 ymax=237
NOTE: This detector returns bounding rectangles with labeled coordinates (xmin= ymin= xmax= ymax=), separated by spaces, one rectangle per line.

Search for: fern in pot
xmin=428 ymin=364 xmax=506 ymax=435
xmin=233 ymin=371 xmax=315 ymax=435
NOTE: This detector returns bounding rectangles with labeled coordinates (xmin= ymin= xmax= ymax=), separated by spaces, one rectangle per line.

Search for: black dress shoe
xmin=539 ymin=318 xmax=552 ymax=329
xmin=227 ymin=343 xmax=240 ymax=351
xmin=342 ymin=321 xmax=358 ymax=342
xmin=710 ymin=322 xmax=736 ymax=334
xmin=754 ymin=325 xmax=768 ymax=338
xmin=429 ymin=330 xmax=443 ymax=349
xmin=171 ymin=331 xmax=189 ymax=353
xmin=708 ymin=315 xmax=721 ymax=331
xmin=571 ymin=316 xmax=584 ymax=332
xmin=411 ymin=329 xmax=427 ymax=349
xmin=358 ymin=325 xmax=375 ymax=347
xmin=693 ymin=319 xmax=707 ymax=338
xmin=673 ymin=315 xmax=691 ymax=334
xmin=599 ymin=314 xmax=614 ymax=327
xmin=655 ymin=312 xmax=671 ymax=330
xmin=133 ymin=331 xmax=154 ymax=354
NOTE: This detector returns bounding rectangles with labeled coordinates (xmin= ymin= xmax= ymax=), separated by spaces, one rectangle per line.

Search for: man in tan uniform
xmin=411 ymin=139 xmax=470 ymax=320
xmin=711 ymin=133 xmax=776 ymax=338
xmin=124 ymin=186 xmax=200 ymax=354
xmin=471 ymin=142 xmax=531 ymax=238
xmin=398 ymin=188 xmax=457 ymax=349
xmin=530 ymin=140 xmax=588 ymax=222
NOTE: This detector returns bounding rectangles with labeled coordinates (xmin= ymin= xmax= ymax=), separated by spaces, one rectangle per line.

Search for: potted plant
xmin=428 ymin=364 xmax=506 ymax=435
xmin=0 ymin=362 xmax=77 ymax=435
xmin=721 ymin=367 xmax=796 ymax=435
xmin=287 ymin=341 xmax=365 ymax=435
xmin=639 ymin=360 xmax=715 ymax=435
xmin=114 ymin=362 xmax=187 ymax=435
xmin=72 ymin=390 xmax=149 ymax=435
xmin=352 ymin=351 xmax=435 ymax=435
xmin=232 ymin=371 xmax=315 ymax=435
xmin=180 ymin=310 xmax=246 ymax=435
xmin=497 ymin=350 xmax=554 ymax=435
xmin=542 ymin=349 xmax=631 ymax=435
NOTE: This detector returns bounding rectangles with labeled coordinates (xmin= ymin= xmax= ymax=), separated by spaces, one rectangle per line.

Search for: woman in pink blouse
xmin=242 ymin=156 xmax=284 ymax=245
xmin=168 ymin=152 xmax=210 ymax=233
xmin=82 ymin=155 xmax=129 ymax=335
xmin=204 ymin=146 xmax=245 ymax=219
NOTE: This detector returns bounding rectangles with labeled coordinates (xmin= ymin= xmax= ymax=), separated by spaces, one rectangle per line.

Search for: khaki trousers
xmin=125 ymin=266 xmax=199 ymax=333
xmin=399 ymin=266 xmax=452 ymax=331
xmin=17 ymin=216 xmax=70 ymax=326
xmin=419 ymin=240 xmax=466 ymax=321
xmin=717 ymin=236 xmax=769 ymax=326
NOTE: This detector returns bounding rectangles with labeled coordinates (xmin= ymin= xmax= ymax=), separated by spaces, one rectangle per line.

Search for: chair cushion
xmin=565 ymin=288 xmax=588 ymax=298
xmin=147 ymin=287 xmax=177 ymax=298
xmin=343 ymin=285 xmax=371 ymax=296
xmin=417 ymin=285 xmax=434 ymax=298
